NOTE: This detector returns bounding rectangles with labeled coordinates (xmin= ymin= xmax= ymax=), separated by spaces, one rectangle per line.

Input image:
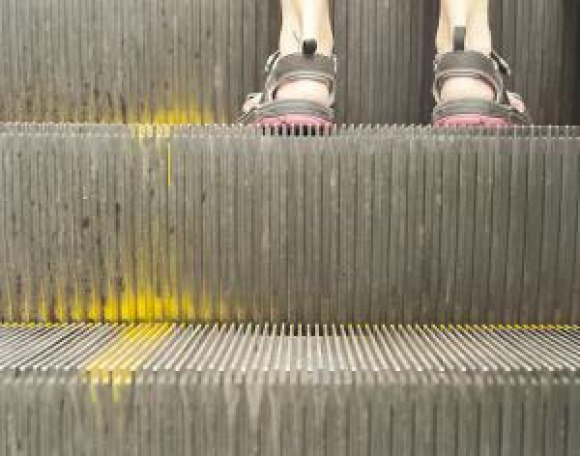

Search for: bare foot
xmin=439 ymin=73 xmax=495 ymax=104
xmin=276 ymin=80 xmax=332 ymax=106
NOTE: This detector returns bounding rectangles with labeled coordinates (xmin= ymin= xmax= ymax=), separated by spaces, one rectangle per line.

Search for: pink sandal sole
xmin=254 ymin=114 xmax=333 ymax=128
xmin=434 ymin=114 xmax=512 ymax=127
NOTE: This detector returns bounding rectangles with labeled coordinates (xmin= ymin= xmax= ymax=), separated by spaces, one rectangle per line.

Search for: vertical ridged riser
xmin=1 ymin=375 xmax=577 ymax=456
xmin=0 ymin=125 xmax=579 ymax=325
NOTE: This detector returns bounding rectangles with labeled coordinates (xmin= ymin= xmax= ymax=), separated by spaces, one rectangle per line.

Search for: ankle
xmin=436 ymin=23 xmax=495 ymax=103
xmin=279 ymin=0 xmax=333 ymax=57
xmin=437 ymin=30 xmax=491 ymax=55
xmin=279 ymin=28 xmax=333 ymax=57
xmin=436 ymin=9 xmax=492 ymax=55
xmin=465 ymin=25 xmax=492 ymax=55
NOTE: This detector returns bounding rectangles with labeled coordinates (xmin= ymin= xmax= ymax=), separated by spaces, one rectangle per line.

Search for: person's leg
xmin=240 ymin=0 xmax=336 ymax=124
xmin=276 ymin=0 xmax=333 ymax=105
xmin=433 ymin=0 xmax=529 ymax=125
xmin=279 ymin=0 xmax=333 ymax=56
xmin=437 ymin=0 xmax=492 ymax=54
xmin=436 ymin=0 xmax=494 ymax=103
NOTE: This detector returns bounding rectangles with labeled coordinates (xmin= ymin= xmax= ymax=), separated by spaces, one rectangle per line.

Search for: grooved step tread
xmin=0 ymin=324 xmax=579 ymax=455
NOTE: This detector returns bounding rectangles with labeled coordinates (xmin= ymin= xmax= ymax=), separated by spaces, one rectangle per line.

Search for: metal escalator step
xmin=1 ymin=124 xmax=579 ymax=325
xmin=0 ymin=0 xmax=578 ymax=125
xmin=0 ymin=323 xmax=578 ymax=455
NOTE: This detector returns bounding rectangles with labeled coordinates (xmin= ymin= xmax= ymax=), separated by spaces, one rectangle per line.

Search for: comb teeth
xmin=0 ymin=324 xmax=579 ymax=455
xmin=2 ymin=323 xmax=579 ymax=374
xmin=0 ymin=124 xmax=579 ymax=325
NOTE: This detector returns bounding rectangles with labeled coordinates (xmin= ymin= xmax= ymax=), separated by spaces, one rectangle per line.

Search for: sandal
xmin=239 ymin=50 xmax=337 ymax=127
xmin=432 ymin=27 xmax=531 ymax=126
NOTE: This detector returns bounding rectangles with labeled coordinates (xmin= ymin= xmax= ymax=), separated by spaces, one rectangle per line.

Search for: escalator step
xmin=1 ymin=124 xmax=579 ymax=325
xmin=0 ymin=323 xmax=578 ymax=455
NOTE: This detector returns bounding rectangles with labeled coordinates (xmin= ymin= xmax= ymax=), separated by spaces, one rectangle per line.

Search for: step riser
xmin=2 ymin=377 xmax=577 ymax=455
xmin=0 ymin=125 xmax=579 ymax=325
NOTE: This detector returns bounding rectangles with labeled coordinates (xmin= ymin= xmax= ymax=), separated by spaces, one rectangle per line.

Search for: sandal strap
xmin=263 ymin=52 xmax=337 ymax=104
xmin=433 ymin=51 xmax=506 ymax=104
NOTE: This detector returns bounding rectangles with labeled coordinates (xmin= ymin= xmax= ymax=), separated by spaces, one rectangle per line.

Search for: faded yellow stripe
xmin=84 ymin=323 xmax=172 ymax=401
xmin=45 ymin=102 xmax=211 ymax=125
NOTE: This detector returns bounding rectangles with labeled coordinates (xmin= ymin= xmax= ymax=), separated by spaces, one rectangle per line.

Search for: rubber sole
xmin=434 ymin=114 xmax=513 ymax=127
xmin=432 ymin=98 xmax=530 ymax=126
xmin=254 ymin=113 xmax=334 ymax=128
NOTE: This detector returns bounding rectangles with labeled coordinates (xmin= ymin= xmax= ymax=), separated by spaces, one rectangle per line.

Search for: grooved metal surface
xmin=0 ymin=323 xmax=578 ymax=455
xmin=0 ymin=0 xmax=578 ymax=125
xmin=1 ymin=124 xmax=579 ymax=325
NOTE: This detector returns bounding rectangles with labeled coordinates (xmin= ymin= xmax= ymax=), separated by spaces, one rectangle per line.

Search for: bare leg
xmin=437 ymin=0 xmax=494 ymax=103
xmin=279 ymin=0 xmax=333 ymax=55
xmin=276 ymin=0 xmax=333 ymax=105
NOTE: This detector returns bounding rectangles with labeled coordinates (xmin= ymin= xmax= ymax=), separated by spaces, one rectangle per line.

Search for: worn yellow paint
xmin=126 ymin=105 xmax=207 ymax=125
xmin=152 ymin=106 xmax=207 ymax=125
xmin=130 ymin=123 xmax=174 ymax=185
xmin=117 ymin=283 xmax=181 ymax=322
xmin=30 ymin=281 xmax=182 ymax=324
xmin=55 ymin=294 xmax=66 ymax=322
xmin=84 ymin=323 xmax=173 ymax=401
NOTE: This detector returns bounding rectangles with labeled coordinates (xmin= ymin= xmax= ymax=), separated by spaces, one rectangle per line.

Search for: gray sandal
xmin=432 ymin=27 xmax=531 ymax=126
xmin=239 ymin=51 xmax=337 ymax=127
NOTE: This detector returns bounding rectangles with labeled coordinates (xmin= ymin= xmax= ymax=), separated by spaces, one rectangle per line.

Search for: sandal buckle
xmin=264 ymin=51 xmax=281 ymax=75
xmin=490 ymin=50 xmax=512 ymax=77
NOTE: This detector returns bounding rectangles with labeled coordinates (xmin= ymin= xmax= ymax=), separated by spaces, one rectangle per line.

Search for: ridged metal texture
xmin=0 ymin=0 xmax=579 ymax=125
xmin=1 ymin=124 xmax=579 ymax=325
xmin=0 ymin=323 xmax=578 ymax=456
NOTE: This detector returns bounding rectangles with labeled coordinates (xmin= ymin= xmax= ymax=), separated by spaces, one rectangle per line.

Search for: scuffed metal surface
xmin=0 ymin=323 xmax=578 ymax=455
xmin=0 ymin=124 xmax=579 ymax=325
